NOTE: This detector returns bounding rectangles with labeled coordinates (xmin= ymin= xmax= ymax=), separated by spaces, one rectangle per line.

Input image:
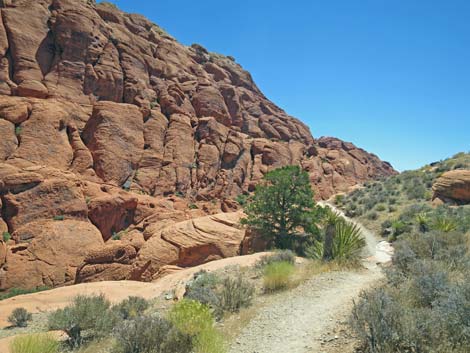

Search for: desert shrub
xmin=334 ymin=194 xmax=345 ymax=205
xmin=184 ymin=271 xmax=219 ymax=307
xmin=407 ymin=260 xmax=449 ymax=307
xmin=168 ymin=300 xmax=225 ymax=353
xmin=380 ymin=220 xmax=393 ymax=237
xmin=10 ymin=333 xmax=59 ymax=353
xmin=8 ymin=308 xmax=32 ymax=327
xmin=256 ymin=250 xmax=295 ymax=268
xmin=214 ymin=275 xmax=255 ymax=314
xmin=112 ymin=316 xmax=192 ymax=353
xmin=263 ymin=261 xmax=295 ymax=292
xmin=366 ymin=211 xmax=378 ymax=220
xmin=375 ymin=204 xmax=386 ymax=212
xmin=48 ymin=294 xmax=117 ymax=348
xmin=351 ymin=288 xmax=407 ymax=353
xmin=113 ymin=296 xmax=149 ymax=320
xmin=434 ymin=282 xmax=470 ymax=350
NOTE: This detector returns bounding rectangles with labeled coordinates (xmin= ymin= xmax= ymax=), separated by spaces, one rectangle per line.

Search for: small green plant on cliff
xmin=242 ymin=165 xmax=322 ymax=250
xmin=3 ymin=231 xmax=11 ymax=242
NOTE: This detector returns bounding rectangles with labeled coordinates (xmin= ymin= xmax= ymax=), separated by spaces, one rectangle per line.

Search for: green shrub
xmin=188 ymin=203 xmax=199 ymax=210
xmin=113 ymin=296 xmax=149 ymax=320
xmin=10 ymin=333 xmax=59 ymax=353
xmin=112 ymin=316 xmax=192 ymax=353
xmin=168 ymin=300 xmax=225 ymax=353
xmin=8 ymin=308 xmax=32 ymax=327
xmin=184 ymin=271 xmax=219 ymax=307
xmin=263 ymin=261 xmax=295 ymax=292
xmin=376 ymin=204 xmax=386 ymax=212
xmin=256 ymin=250 xmax=296 ymax=268
xmin=366 ymin=211 xmax=378 ymax=220
xmin=214 ymin=275 xmax=254 ymax=314
xmin=235 ymin=194 xmax=248 ymax=206
xmin=2 ymin=231 xmax=11 ymax=242
xmin=48 ymin=294 xmax=117 ymax=348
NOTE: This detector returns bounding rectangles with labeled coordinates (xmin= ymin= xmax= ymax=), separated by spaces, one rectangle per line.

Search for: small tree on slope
xmin=242 ymin=165 xmax=321 ymax=250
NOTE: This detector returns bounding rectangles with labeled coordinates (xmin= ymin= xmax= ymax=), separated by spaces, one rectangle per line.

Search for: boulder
xmin=432 ymin=170 xmax=470 ymax=204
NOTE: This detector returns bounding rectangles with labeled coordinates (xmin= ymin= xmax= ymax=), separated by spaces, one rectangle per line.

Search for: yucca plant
xmin=416 ymin=213 xmax=430 ymax=233
xmin=433 ymin=217 xmax=457 ymax=233
xmin=322 ymin=208 xmax=342 ymax=261
xmin=332 ymin=221 xmax=366 ymax=260
xmin=307 ymin=218 xmax=365 ymax=261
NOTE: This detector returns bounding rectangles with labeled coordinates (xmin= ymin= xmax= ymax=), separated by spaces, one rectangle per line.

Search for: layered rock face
xmin=432 ymin=170 xmax=470 ymax=204
xmin=0 ymin=0 xmax=396 ymax=290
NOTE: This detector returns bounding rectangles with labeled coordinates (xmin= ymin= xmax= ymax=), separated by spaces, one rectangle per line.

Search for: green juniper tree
xmin=242 ymin=165 xmax=321 ymax=250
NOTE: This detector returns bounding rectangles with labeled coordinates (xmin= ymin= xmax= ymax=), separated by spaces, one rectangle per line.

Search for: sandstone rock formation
xmin=432 ymin=170 xmax=470 ymax=204
xmin=0 ymin=0 xmax=396 ymax=290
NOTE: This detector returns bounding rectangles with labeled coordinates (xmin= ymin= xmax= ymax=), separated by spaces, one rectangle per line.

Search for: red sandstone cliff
xmin=0 ymin=0 xmax=396 ymax=290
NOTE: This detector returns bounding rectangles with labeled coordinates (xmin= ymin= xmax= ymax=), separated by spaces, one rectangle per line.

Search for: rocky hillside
xmin=0 ymin=0 xmax=396 ymax=291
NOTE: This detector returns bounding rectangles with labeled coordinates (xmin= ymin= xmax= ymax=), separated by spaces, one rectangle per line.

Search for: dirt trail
xmin=229 ymin=203 xmax=392 ymax=353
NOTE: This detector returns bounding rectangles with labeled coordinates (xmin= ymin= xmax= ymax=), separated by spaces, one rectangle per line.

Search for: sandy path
xmin=229 ymin=270 xmax=381 ymax=353
xmin=229 ymin=203 xmax=392 ymax=353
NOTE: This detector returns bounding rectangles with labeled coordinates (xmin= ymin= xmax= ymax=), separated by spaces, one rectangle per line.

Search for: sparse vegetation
xmin=10 ymin=333 xmax=59 ymax=353
xmin=168 ymin=299 xmax=226 ymax=353
xmin=112 ymin=316 xmax=192 ymax=353
xmin=112 ymin=296 xmax=149 ymax=320
xmin=0 ymin=286 xmax=50 ymax=301
xmin=48 ymin=294 xmax=117 ymax=348
xmin=256 ymin=250 xmax=296 ymax=268
xmin=263 ymin=261 xmax=295 ymax=292
xmin=8 ymin=308 xmax=32 ymax=327
xmin=351 ymin=213 xmax=470 ymax=352
xmin=214 ymin=275 xmax=255 ymax=315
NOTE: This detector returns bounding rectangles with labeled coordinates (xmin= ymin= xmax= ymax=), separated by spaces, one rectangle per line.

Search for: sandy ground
xmin=0 ymin=252 xmax=270 ymax=352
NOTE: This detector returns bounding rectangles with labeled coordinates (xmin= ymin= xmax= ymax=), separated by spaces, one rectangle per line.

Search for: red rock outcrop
xmin=432 ymin=170 xmax=470 ymax=204
xmin=0 ymin=0 xmax=396 ymax=290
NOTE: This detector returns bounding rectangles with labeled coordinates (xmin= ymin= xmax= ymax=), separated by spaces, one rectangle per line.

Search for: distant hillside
xmin=335 ymin=152 xmax=470 ymax=238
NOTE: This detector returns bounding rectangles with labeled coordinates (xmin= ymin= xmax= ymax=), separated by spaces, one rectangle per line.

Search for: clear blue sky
xmin=102 ymin=0 xmax=469 ymax=171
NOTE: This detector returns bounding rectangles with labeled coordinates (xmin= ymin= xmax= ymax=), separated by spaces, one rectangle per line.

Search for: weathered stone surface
xmin=0 ymin=220 xmax=103 ymax=290
xmin=82 ymin=102 xmax=144 ymax=186
xmin=432 ymin=170 xmax=470 ymax=204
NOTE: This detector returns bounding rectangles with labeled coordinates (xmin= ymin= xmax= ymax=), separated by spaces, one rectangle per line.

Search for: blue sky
xmin=102 ymin=0 xmax=469 ymax=171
